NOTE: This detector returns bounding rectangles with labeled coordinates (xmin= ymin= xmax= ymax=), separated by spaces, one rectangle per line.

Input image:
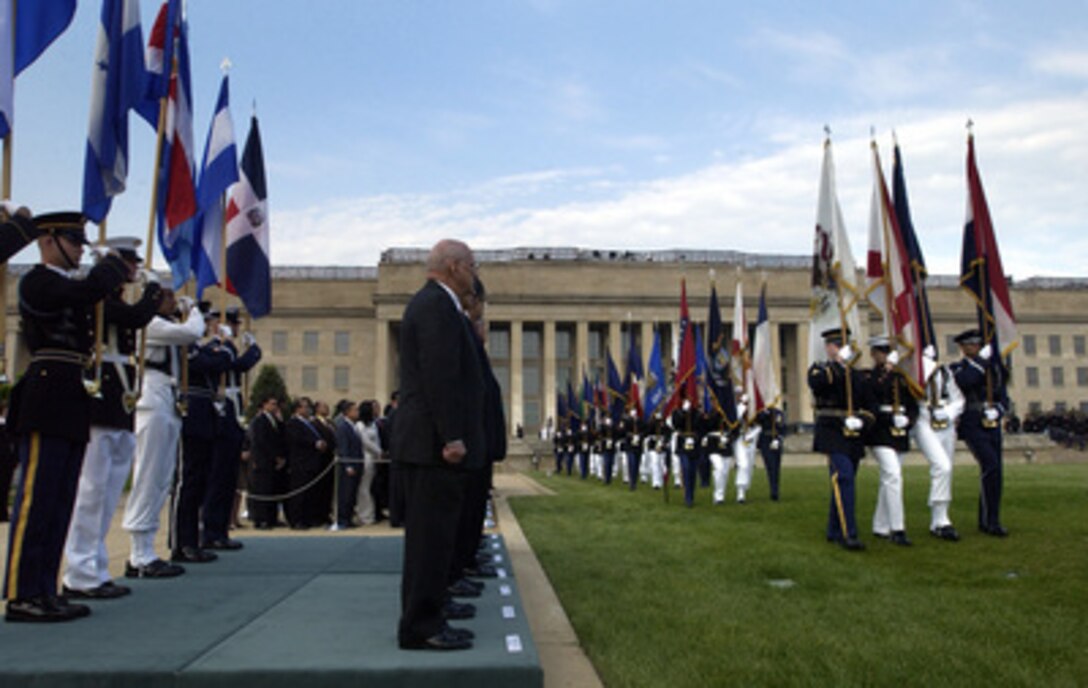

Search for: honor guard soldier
xmin=576 ymin=419 xmax=591 ymax=479
xmin=646 ymin=410 xmax=668 ymax=489
xmin=600 ymin=415 xmax=617 ymax=484
xmin=808 ymin=327 xmax=874 ymax=551
xmin=671 ymin=399 xmax=701 ymax=507
xmin=201 ymin=308 xmax=261 ymax=550
xmin=553 ymin=417 xmax=566 ymax=474
xmin=563 ymin=420 xmax=576 ymax=476
xmin=755 ymin=405 xmax=786 ymax=501
xmin=4 ymin=212 xmax=131 ymax=622
xmin=911 ymin=345 xmax=964 ymax=541
xmin=950 ymin=328 xmax=1009 ymax=537
xmin=706 ymin=407 xmax=737 ymax=505
xmin=0 ymin=201 xmax=40 ymax=263
xmin=732 ymin=393 xmax=759 ymax=504
xmin=619 ymin=408 xmax=641 ymax=490
xmin=863 ymin=336 xmax=917 ymax=546
xmin=172 ymin=306 xmax=233 ymax=562
xmin=62 ymin=238 xmax=163 ymax=600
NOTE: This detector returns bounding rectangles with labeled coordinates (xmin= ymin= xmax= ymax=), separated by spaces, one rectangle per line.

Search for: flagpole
xmin=967 ymin=124 xmax=996 ymax=420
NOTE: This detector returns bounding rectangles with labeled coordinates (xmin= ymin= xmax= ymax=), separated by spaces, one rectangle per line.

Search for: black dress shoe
xmin=930 ymin=525 xmax=961 ymax=542
xmin=443 ymin=600 xmax=477 ymax=620
xmin=464 ymin=563 xmax=498 ymax=579
xmin=841 ymin=538 xmax=866 ymax=551
xmin=980 ymin=524 xmax=1009 ymax=537
xmin=873 ymin=532 xmax=890 ymax=540
xmin=460 ymin=578 xmax=485 ymax=593
xmin=172 ymin=547 xmax=218 ymax=563
xmin=203 ymin=538 xmax=244 ymax=551
xmin=399 ymin=628 xmax=473 ymax=651
xmin=253 ymin=521 xmax=274 ymax=530
xmin=448 ymin=579 xmax=482 ymax=598
xmin=52 ymin=596 xmax=91 ymax=618
xmin=126 ymin=559 xmax=185 ymax=578
xmin=5 ymin=596 xmax=83 ymax=623
xmin=445 ymin=625 xmax=475 ymax=641
xmin=63 ymin=581 xmax=132 ymax=599
xmin=890 ymin=531 xmax=912 ymax=546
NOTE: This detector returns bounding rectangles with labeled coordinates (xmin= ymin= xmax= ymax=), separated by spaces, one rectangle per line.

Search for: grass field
xmin=510 ymin=461 xmax=1088 ymax=687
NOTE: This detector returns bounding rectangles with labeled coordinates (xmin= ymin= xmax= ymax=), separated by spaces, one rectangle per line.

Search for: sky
xmin=5 ymin=0 xmax=1088 ymax=278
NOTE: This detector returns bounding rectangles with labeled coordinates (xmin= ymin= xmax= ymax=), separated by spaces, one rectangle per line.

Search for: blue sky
xmin=6 ymin=0 xmax=1088 ymax=276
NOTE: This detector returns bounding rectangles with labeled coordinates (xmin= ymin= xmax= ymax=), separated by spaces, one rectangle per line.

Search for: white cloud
xmin=1032 ymin=49 xmax=1088 ymax=79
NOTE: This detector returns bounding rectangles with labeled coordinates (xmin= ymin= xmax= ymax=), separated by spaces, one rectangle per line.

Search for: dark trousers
xmin=563 ymin=452 xmax=574 ymax=475
xmin=578 ymin=451 xmax=589 ymax=479
xmin=4 ymin=433 xmax=85 ymax=600
xmin=247 ymin=464 xmax=281 ymax=526
xmin=964 ymin=428 xmax=1003 ymax=529
xmin=202 ymin=432 xmax=244 ymax=543
xmin=336 ymin=462 xmax=361 ymax=527
xmin=399 ymin=462 xmax=465 ymax=644
xmin=374 ymin=461 xmax=392 ymax=523
xmin=679 ymin=450 xmax=698 ymax=506
xmin=554 ymin=451 xmax=563 ymax=474
xmin=826 ymin=452 xmax=860 ymax=541
xmin=602 ymin=450 xmax=615 ymax=484
xmin=698 ymin=452 xmax=711 ymax=487
xmin=286 ymin=465 xmax=321 ymax=527
xmin=761 ymin=445 xmax=783 ymax=500
xmin=174 ymin=436 xmax=213 ymax=550
xmin=0 ymin=440 xmax=17 ymax=522
xmin=626 ymin=450 xmax=640 ymax=491
xmin=451 ymin=464 xmax=491 ymax=581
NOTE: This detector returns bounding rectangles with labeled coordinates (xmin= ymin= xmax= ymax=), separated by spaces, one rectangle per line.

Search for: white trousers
xmin=648 ymin=450 xmax=665 ymax=488
xmin=671 ymin=452 xmax=682 ymax=487
xmin=355 ymin=457 xmax=376 ymax=525
xmin=124 ymin=388 xmax=182 ymax=566
xmin=911 ymin=420 xmax=955 ymax=529
xmin=871 ymin=445 xmax=905 ymax=534
xmin=733 ymin=437 xmax=753 ymax=500
xmin=63 ymin=427 xmax=136 ymax=589
xmin=589 ymin=452 xmax=601 ymax=479
xmin=709 ymin=453 xmax=735 ymax=504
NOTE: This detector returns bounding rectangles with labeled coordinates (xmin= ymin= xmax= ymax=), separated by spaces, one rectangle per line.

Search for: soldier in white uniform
xmin=121 ymin=295 xmax=203 ymax=578
xmin=732 ymin=393 xmax=758 ymax=504
xmin=911 ymin=346 xmax=964 ymax=540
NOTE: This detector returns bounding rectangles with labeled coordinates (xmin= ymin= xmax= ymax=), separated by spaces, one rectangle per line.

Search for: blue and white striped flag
xmin=194 ymin=75 xmax=239 ymax=298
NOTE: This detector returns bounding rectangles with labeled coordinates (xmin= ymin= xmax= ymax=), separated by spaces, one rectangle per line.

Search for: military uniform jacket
xmin=756 ymin=407 xmax=786 ymax=452
xmin=863 ymin=366 xmax=918 ymax=452
xmin=616 ymin=416 xmax=639 ymax=452
xmin=7 ymin=258 xmax=129 ymax=444
xmin=808 ymin=360 xmax=874 ymax=460
xmin=670 ymin=407 xmax=701 ymax=454
xmin=647 ymin=416 xmax=668 ymax=451
xmin=216 ymin=339 xmax=263 ymax=441
xmin=181 ymin=340 xmax=234 ymax=441
xmin=703 ymin=412 xmax=734 ymax=454
xmin=89 ymin=286 xmax=162 ymax=431
xmin=951 ymin=355 xmax=1008 ymax=436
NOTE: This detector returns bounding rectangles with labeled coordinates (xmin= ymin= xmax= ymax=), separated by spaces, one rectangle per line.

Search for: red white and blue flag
xmin=194 ymin=74 xmax=239 ymax=298
xmin=665 ymin=279 xmax=696 ymax=414
xmin=961 ymin=132 xmax=1017 ymax=358
xmin=226 ymin=115 xmax=271 ymax=318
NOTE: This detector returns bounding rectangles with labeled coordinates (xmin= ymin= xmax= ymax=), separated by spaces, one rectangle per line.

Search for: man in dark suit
xmin=247 ymin=394 xmax=285 ymax=529
xmin=333 ymin=400 xmax=362 ymax=529
xmin=284 ymin=397 xmax=328 ymax=529
xmin=394 ymin=239 xmax=485 ymax=651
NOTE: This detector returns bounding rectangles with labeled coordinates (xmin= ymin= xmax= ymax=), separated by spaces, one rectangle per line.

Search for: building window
xmin=1026 ymin=367 xmax=1039 ymax=388
xmin=334 ymin=366 xmax=350 ymax=391
xmin=1051 ymin=367 xmax=1064 ymax=387
xmin=302 ymin=366 xmax=318 ymax=391
xmin=303 ymin=331 xmax=319 ymax=355
xmin=1028 ymin=401 xmax=1042 ymax=415
xmin=277 ymin=366 xmax=288 ymax=386
xmin=272 ymin=331 xmax=288 ymax=355
xmin=1049 ymin=335 xmax=1062 ymax=356
xmin=1080 ymin=402 xmax=1088 ymax=415
xmin=1054 ymin=401 xmax=1067 ymax=413
xmin=1077 ymin=367 xmax=1088 ymax=387
xmin=1023 ymin=335 xmax=1036 ymax=357
xmin=334 ymin=331 xmax=350 ymax=355
xmin=1075 ymin=335 xmax=1086 ymax=356
xmin=489 ymin=324 xmax=511 ymax=359
xmin=555 ymin=324 xmax=575 ymax=394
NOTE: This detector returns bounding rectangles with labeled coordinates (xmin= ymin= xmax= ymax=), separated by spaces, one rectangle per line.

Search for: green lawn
xmin=510 ymin=461 xmax=1088 ymax=688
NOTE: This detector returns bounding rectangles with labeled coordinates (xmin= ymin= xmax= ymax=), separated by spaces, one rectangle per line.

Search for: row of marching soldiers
xmin=552 ymin=398 xmax=786 ymax=508
xmin=1 ymin=207 xmax=261 ymax=623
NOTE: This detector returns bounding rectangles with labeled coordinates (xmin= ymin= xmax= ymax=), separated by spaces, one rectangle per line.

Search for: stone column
xmin=543 ymin=321 xmax=557 ymax=426
xmin=575 ymin=320 xmax=589 ymax=382
xmin=510 ymin=320 xmax=524 ymax=437
xmin=794 ymin=321 xmax=813 ymax=423
xmin=374 ymin=318 xmax=390 ymax=405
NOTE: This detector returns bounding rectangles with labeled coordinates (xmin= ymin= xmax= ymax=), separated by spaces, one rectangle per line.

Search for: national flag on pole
xmin=624 ymin=331 xmax=644 ymax=416
xmin=751 ymin=282 xmax=780 ymax=412
xmin=556 ymin=392 xmax=567 ymax=431
xmin=566 ymin=380 xmax=578 ymax=423
xmin=706 ymin=283 xmax=737 ymax=424
xmin=694 ymin=324 xmax=710 ymax=413
xmin=580 ymin=370 xmax=592 ymax=420
xmin=606 ymin=350 xmax=625 ymax=423
xmin=644 ymin=327 xmax=667 ymax=420
xmin=81 ymin=0 xmax=147 ymax=223
xmin=892 ymin=140 xmax=937 ymax=358
xmin=865 ymin=141 xmax=925 ymax=396
xmin=809 ymin=137 xmax=862 ymax=365
xmin=136 ymin=0 xmax=179 ymax=127
xmin=731 ymin=279 xmax=755 ymax=421
xmin=666 ymin=279 xmax=696 ymax=414
xmin=194 ymin=75 xmax=239 ymax=298
xmin=3 ymin=0 xmax=78 ymax=137
xmin=226 ymin=115 xmax=272 ymax=317
xmin=961 ymin=131 xmax=1017 ymax=358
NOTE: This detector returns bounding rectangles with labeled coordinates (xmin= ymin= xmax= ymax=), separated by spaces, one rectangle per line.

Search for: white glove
xmin=844 ymin=416 xmax=863 ymax=432
xmin=893 ymin=414 xmax=909 ymax=430
xmin=769 ymin=439 xmax=781 ymax=451
xmin=736 ymin=402 xmax=747 ymax=419
xmin=177 ymin=295 xmax=195 ymax=312
xmin=242 ymin=331 xmax=257 ymax=347
xmin=922 ymin=356 xmax=937 ymax=383
xmin=923 ymin=345 xmax=936 ymax=360
xmin=984 ymin=407 xmax=1000 ymax=422
xmin=932 ymin=407 xmax=950 ymax=422
xmin=218 ymin=323 xmax=233 ymax=340
xmin=744 ymin=427 xmax=761 ymax=443
xmin=682 ymin=399 xmax=691 ymax=411
xmin=838 ymin=345 xmax=853 ymax=362
xmin=979 ymin=344 xmax=993 ymax=361
xmin=887 ymin=350 xmax=900 ymax=366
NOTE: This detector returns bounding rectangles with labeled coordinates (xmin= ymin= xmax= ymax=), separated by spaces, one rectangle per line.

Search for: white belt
xmin=102 ymin=353 xmax=133 ymax=365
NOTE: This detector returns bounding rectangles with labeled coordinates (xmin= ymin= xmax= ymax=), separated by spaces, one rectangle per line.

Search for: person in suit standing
xmin=246 ymin=394 xmax=285 ymax=529
xmin=284 ymin=397 xmax=328 ymax=529
xmin=332 ymin=400 xmax=362 ymax=529
xmin=394 ymin=239 xmax=484 ymax=651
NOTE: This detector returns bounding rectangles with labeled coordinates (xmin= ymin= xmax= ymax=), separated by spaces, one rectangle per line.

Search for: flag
xmin=961 ymin=132 xmax=1017 ymax=358
xmin=136 ymin=0 xmax=180 ymax=126
xmin=5 ymin=0 xmax=78 ymax=136
xmin=706 ymin=284 xmax=737 ymax=424
xmin=892 ymin=140 xmax=937 ymax=357
xmin=566 ymin=380 xmax=578 ymax=423
xmin=751 ymin=282 xmax=780 ymax=412
xmin=644 ymin=328 xmax=667 ymax=420
xmin=606 ymin=350 xmax=625 ymax=422
xmin=1 ymin=1 xmax=12 ymax=139
xmin=193 ymin=75 xmax=239 ymax=298
xmin=580 ymin=370 xmax=592 ymax=420
xmin=694 ymin=324 xmax=709 ymax=413
xmin=866 ymin=141 xmax=925 ymax=396
xmin=731 ymin=279 xmax=756 ymax=421
xmin=556 ymin=392 xmax=567 ymax=430
xmin=666 ymin=279 xmax=696 ymax=414
xmin=81 ymin=0 xmax=147 ymax=223
xmin=624 ymin=331 xmax=644 ymax=416
xmin=226 ymin=115 xmax=272 ymax=317
xmin=809 ymin=137 xmax=862 ymax=364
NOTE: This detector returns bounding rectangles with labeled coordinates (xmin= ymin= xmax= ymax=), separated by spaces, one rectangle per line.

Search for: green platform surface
xmin=0 ymin=535 xmax=542 ymax=688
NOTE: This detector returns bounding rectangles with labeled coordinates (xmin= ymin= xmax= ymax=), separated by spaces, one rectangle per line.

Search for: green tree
xmin=246 ymin=364 xmax=289 ymax=419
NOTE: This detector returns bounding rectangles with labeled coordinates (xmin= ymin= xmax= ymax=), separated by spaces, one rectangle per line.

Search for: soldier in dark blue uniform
xmin=618 ymin=408 xmax=641 ymax=490
xmin=671 ymin=399 xmax=701 ymax=507
xmin=201 ymin=308 xmax=261 ymax=550
xmin=4 ymin=212 xmax=131 ymax=622
xmin=950 ymin=328 xmax=1009 ymax=537
xmin=755 ymin=405 xmax=786 ymax=501
xmin=600 ymin=415 xmax=617 ymax=484
xmin=576 ymin=419 xmax=591 ymax=479
xmin=808 ymin=327 xmax=874 ymax=551
xmin=172 ymin=307 xmax=233 ymax=562
xmin=0 ymin=202 xmax=39 ymax=262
